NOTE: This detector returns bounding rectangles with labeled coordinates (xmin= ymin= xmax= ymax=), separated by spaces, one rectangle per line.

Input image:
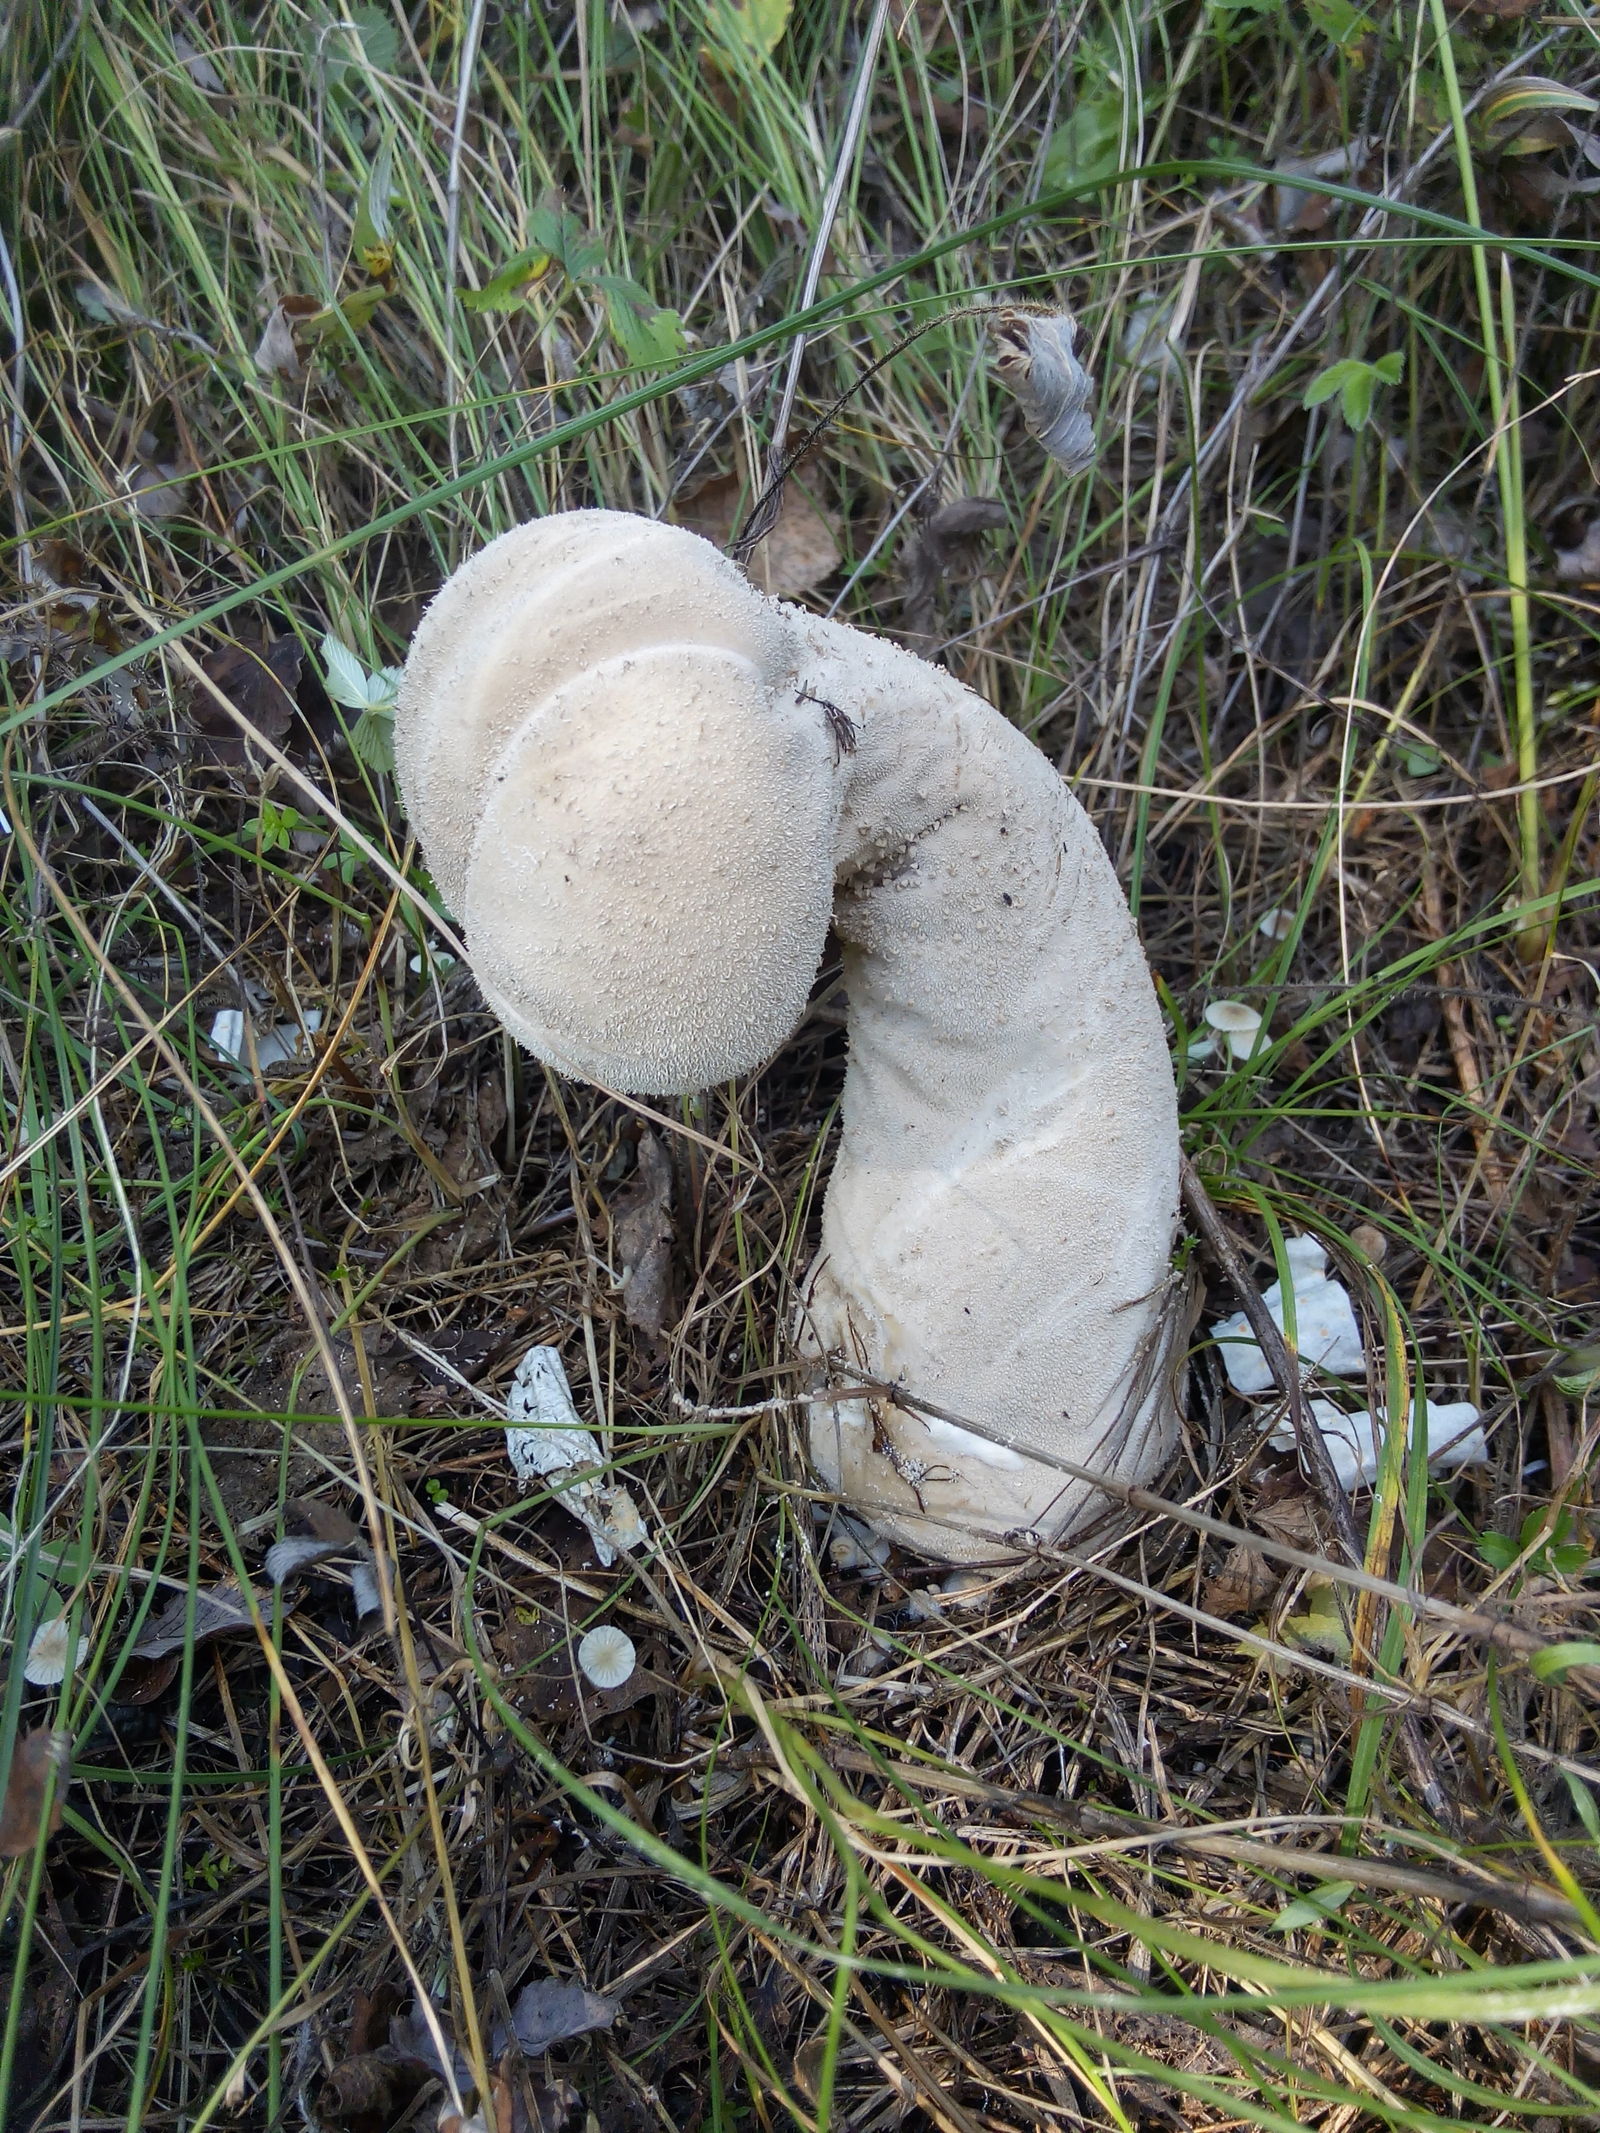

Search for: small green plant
xmin=1476 ymin=1504 xmax=1595 ymax=1581
xmin=462 ymin=201 xmax=687 ymax=369
xmin=1303 ymin=350 xmax=1404 ymax=429
xmin=241 ymin=799 xmax=310 ymax=854
xmin=321 ymin=633 xmax=402 ymax=773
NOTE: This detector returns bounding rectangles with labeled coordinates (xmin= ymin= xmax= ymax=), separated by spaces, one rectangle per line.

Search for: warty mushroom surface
xmin=395 ymin=509 xmax=1183 ymax=1563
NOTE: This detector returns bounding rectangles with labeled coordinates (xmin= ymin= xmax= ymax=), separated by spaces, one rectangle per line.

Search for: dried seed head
xmin=989 ymin=309 xmax=1096 ymax=475
xmin=577 ymin=1625 xmax=637 ymax=1691
xmin=24 ymin=1614 xmax=86 ymax=1687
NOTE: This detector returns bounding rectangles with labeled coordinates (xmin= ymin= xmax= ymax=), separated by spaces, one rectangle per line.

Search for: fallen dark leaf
xmin=109 ymin=1651 xmax=182 ymax=1704
xmin=0 ymin=1729 xmax=71 ymax=1855
xmin=492 ymin=1976 xmax=620 ymax=2058
xmin=902 ymin=496 xmax=1008 ymax=647
xmin=128 ymin=1581 xmax=259 ymax=1662
xmin=1252 ymin=1479 xmax=1323 ymax=1550
xmin=347 ymin=1979 xmax=406 ymax=2059
xmin=189 ymin=633 xmax=301 ymax=770
xmin=610 ymin=1129 xmax=674 ymax=1345
xmin=123 ymin=456 xmax=192 ymax=522
xmin=388 ymin=2001 xmax=472 ymax=2095
xmin=494 ymin=1619 xmax=662 ymax=1723
xmin=290 ymin=1496 xmax=363 ymax=1547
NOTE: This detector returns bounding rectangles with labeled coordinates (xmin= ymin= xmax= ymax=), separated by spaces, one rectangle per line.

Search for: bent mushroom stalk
xmin=395 ymin=509 xmax=1183 ymax=1563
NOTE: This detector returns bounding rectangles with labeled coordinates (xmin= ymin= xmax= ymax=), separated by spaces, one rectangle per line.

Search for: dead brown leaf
xmin=674 ymin=472 xmax=840 ymax=597
xmin=122 ymin=456 xmax=192 ymax=522
xmin=0 ymin=1728 xmax=70 ymax=1856
xmin=610 ymin=1129 xmax=674 ymax=1344
xmin=1252 ymin=1476 xmax=1324 ymax=1550
xmin=189 ymin=632 xmax=301 ymax=770
xmin=254 ymin=293 xmax=322 ymax=380
xmin=483 ymin=2065 xmax=590 ymax=2133
xmin=1203 ymin=1543 xmax=1281 ymax=1618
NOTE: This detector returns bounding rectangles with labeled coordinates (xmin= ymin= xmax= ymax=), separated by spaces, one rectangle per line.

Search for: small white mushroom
xmin=23 ymin=1613 xmax=86 ymax=1687
xmin=1203 ymin=999 xmax=1268 ymax=1062
xmin=396 ymin=512 xmax=1183 ymax=1563
xmin=576 ymin=1624 xmax=637 ymax=1691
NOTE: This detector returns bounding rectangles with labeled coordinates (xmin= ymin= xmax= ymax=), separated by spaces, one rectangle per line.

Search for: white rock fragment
xmin=1272 ymin=1398 xmax=1487 ymax=1491
xmin=208 ymin=1007 xmax=246 ymax=1062
xmin=24 ymin=1612 xmax=87 ymax=1686
xmin=1203 ymin=999 xmax=1268 ymax=1062
xmin=576 ymin=1624 xmax=636 ymax=1690
xmin=1211 ymin=1235 xmax=1364 ymax=1393
xmin=208 ymin=1007 xmax=322 ymax=1070
xmin=505 ymin=1345 xmax=646 ymax=1568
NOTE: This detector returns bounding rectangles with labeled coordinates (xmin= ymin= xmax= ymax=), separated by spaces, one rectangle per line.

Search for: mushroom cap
xmin=23 ymin=1613 xmax=84 ymax=1687
xmin=395 ymin=513 xmax=839 ymax=1095
xmin=576 ymin=1624 xmax=637 ymax=1690
xmin=1203 ymin=999 xmax=1266 ymax=1060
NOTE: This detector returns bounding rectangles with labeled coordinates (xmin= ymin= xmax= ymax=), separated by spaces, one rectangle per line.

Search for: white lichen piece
xmin=1273 ymin=1398 xmax=1487 ymax=1491
xmin=1210 ymin=1235 xmax=1364 ymax=1393
xmin=504 ymin=1344 xmax=645 ymax=1567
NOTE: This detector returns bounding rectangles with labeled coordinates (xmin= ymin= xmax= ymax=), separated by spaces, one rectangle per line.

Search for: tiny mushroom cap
xmin=1203 ymin=999 xmax=1267 ymax=1061
xmin=23 ymin=1613 xmax=86 ymax=1687
xmin=577 ymin=1625 xmax=637 ymax=1691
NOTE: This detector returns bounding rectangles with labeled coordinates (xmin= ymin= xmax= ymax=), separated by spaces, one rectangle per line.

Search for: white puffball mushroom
xmin=1203 ymin=999 xmax=1268 ymax=1062
xmin=395 ymin=511 xmax=1183 ymax=1563
xmin=577 ymin=1625 xmax=637 ymax=1691
xmin=24 ymin=1612 xmax=86 ymax=1687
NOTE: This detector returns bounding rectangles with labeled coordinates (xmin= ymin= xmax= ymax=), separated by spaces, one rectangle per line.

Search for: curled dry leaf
xmin=673 ymin=472 xmax=840 ymax=598
xmin=989 ymin=308 xmax=1096 ymax=474
xmin=122 ymin=456 xmax=193 ymax=522
xmin=1271 ymin=139 xmax=1372 ymax=234
xmin=504 ymin=1346 xmax=646 ymax=1566
xmin=609 ymin=1128 xmax=674 ymax=1343
xmin=0 ymin=1728 xmax=71 ymax=1856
